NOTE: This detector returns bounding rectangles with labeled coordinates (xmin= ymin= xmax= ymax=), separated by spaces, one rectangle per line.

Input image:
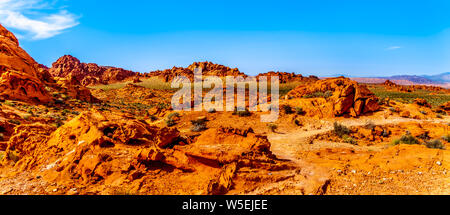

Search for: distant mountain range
xmin=349 ymin=72 xmax=450 ymax=89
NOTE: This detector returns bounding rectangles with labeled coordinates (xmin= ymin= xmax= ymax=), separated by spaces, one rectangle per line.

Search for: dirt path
xmin=264 ymin=116 xmax=449 ymax=195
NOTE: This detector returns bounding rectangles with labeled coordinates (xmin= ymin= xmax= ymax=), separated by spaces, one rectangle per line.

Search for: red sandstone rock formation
xmin=287 ymin=77 xmax=380 ymax=117
xmin=49 ymin=55 xmax=137 ymax=86
xmin=147 ymin=61 xmax=247 ymax=82
xmin=0 ymin=24 xmax=52 ymax=103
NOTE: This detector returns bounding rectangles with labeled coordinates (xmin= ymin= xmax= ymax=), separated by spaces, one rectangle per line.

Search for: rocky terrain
xmin=147 ymin=61 xmax=247 ymax=82
xmin=0 ymin=24 xmax=449 ymax=195
xmin=50 ymin=55 xmax=138 ymax=86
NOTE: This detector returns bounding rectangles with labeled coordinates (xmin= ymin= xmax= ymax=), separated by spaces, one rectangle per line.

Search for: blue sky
xmin=1 ymin=0 xmax=449 ymax=76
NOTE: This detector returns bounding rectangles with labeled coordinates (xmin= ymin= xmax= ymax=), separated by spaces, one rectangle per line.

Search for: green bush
xmin=343 ymin=135 xmax=358 ymax=145
xmin=392 ymin=135 xmax=420 ymax=146
xmin=233 ymin=108 xmax=251 ymax=117
xmin=436 ymin=114 xmax=443 ymax=119
xmin=333 ymin=122 xmax=350 ymax=137
xmin=425 ymin=140 xmax=445 ymax=150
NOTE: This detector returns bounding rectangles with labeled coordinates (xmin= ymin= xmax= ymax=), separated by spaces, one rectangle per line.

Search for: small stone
xmin=436 ymin=161 xmax=442 ymax=166
xmin=52 ymin=188 xmax=58 ymax=192
xmin=351 ymin=170 xmax=357 ymax=174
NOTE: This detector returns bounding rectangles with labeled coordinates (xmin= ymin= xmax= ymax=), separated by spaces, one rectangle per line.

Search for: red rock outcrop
xmin=49 ymin=55 xmax=138 ymax=86
xmin=257 ymin=72 xmax=319 ymax=84
xmin=148 ymin=61 xmax=247 ymax=82
xmin=287 ymin=77 xmax=380 ymax=117
xmin=0 ymin=24 xmax=52 ymax=103
xmin=413 ymin=98 xmax=432 ymax=108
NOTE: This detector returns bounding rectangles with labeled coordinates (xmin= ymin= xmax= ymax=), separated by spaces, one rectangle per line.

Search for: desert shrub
xmin=420 ymin=111 xmax=428 ymax=115
xmin=303 ymin=91 xmax=324 ymax=99
xmin=392 ymin=135 xmax=420 ymax=146
xmin=282 ymin=105 xmax=294 ymax=114
xmin=191 ymin=118 xmax=208 ymax=132
xmin=4 ymin=101 xmax=15 ymax=107
xmin=8 ymin=119 xmax=21 ymax=125
xmin=0 ymin=133 xmax=4 ymax=141
xmin=52 ymin=120 xmax=64 ymax=128
xmin=333 ymin=122 xmax=350 ymax=137
xmin=207 ymin=108 xmax=216 ymax=113
xmin=268 ymin=123 xmax=278 ymax=132
xmin=0 ymin=152 xmax=4 ymax=161
xmin=166 ymin=118 xmax=176 ymax=127
xmin=425 ymin=140 xmax=445 ymax=150
xmin=342 ymin=135 xmax=358 ymax=145
xmin=324 ymin=91 xmax=333 ymax=99
xmin=22 ymin=114 xmax=32 ymax=120
xmin=436 ymin=114 xmax=443 ymax=119
xmin=295 ymin=107 xmax=306 ymax=115
xmin=233 ymin=108 xmax=251 ymax=117
xmin=168 ymin=112 xmax=180 ymax=119
xmin=442 ymin=134 xmax=450 ymax=142
xmin=389 ymin=107 xmax=397 ymax=113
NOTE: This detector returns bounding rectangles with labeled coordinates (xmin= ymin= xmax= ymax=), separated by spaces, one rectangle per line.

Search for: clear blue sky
xmin=2 ymin=0 xmax=449 ymax=76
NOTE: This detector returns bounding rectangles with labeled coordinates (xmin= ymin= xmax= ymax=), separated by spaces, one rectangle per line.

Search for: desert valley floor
xmin=0 ymin=23 xmax=450 ymax=195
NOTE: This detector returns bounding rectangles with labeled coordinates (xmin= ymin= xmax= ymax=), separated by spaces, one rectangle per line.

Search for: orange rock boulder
xmin=287 ymin=77 xmax=380 ymax=117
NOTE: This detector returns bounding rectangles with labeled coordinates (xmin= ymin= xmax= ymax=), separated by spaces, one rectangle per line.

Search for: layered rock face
xmin=148 ymin=61 xmax=247 ymax=82
xmin=257 ymin=71 xmax=319 ymax=84
xmin=287 ymin=77 xmax=380 ymax=117
xmin=0 ymin=24 xmax=52 ymax=103
xmin=49 ymin=55 xmax=137 ymax=86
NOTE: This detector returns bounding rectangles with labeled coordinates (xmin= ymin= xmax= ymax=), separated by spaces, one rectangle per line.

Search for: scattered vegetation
xmin=233 ymin=108 xmax=252 ymax=117
xmin=8 ymin=119 xmax=21 ymax=125
xmin=370 ymin=86 xmax=450 ymax=107
xmin=342 ymin=135 xmax=358 ymax=145
xmin=303 ymin=91 xmax=333 ymax=99
xmin=191 ymin=118 xmax=208 ymax=132
xmin=442 ymin=134 xmax=450 ymax=142
xmin=281 ymin=105 xmax=294 ymax=114
xmin=333 ymin=122 xmax=350 ymax=138
xmin=392 ymin=135 xmax=421 ymax=146
xmin=425 ymin=140 xmax=446 ymax=150
xmin=166 ymin=112 xmax=180 ymax=127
